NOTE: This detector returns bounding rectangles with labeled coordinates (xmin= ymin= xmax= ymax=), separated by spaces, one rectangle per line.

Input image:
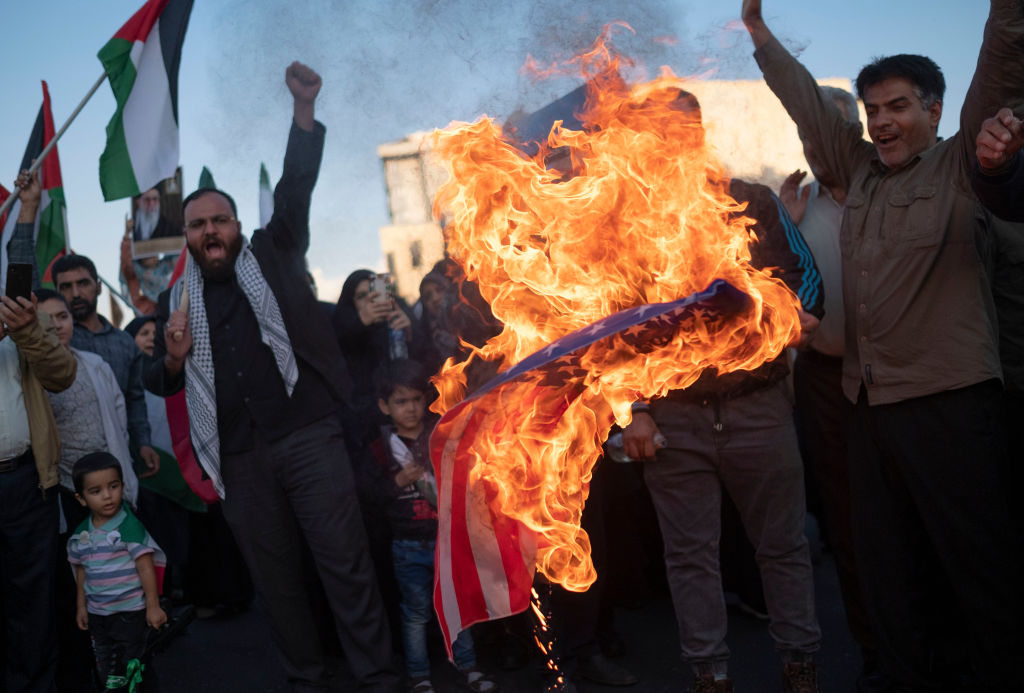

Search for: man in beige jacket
xmin=1 ymin=270 xmax=77 ymax=690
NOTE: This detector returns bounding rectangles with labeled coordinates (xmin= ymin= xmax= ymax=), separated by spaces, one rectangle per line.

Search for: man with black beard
xmin=52 ymin=254 xmax=160 ymax=480
xmin=145 ymin=62 xmax=401 ymax=693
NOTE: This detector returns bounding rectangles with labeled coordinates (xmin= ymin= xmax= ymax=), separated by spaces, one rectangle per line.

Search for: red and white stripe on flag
xmin=430 ymin=400 xmax=536 ymax=656
xmin=426 ymin=279 xmax=754 ymax=656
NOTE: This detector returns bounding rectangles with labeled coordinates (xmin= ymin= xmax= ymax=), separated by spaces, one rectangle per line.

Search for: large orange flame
xmin=428 ymin=25 xmax=802 ymax=591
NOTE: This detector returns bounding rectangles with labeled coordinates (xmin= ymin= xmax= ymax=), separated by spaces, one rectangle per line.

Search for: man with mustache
xmin=145 ymin=61 xmax=401 ymax=692
xmin=53 ymin=255 xmax=160 ymax=484
xmin=743 ymin=0 xmax=1024 ymax=689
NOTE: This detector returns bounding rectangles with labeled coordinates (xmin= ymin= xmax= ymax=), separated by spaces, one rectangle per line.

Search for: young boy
xmin=372 ymin=359 xmax=496 ymax=693
xmin=68 ymin=452 xmax=167 ymax=690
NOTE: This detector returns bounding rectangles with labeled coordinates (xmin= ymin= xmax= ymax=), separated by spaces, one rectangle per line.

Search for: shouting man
xmin=145 ymin=62 xmax=400 ymax=692
xmin=743 ymin=0 xmax=1024 ymax=689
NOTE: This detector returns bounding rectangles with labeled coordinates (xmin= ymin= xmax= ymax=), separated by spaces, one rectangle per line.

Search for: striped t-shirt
xmin=67 ymin=506 xmax=164 ymax=615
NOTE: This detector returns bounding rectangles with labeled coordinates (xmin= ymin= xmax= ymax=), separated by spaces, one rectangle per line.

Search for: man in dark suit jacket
xmin=145 ymin=61 xmax=400 ymax=693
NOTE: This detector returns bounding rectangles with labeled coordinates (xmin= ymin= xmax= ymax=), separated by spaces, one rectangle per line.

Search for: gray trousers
xmin=643 ymin=381 xmax=821 ymax=675
xmin=220 ymin=415 xmax=401 ymax=692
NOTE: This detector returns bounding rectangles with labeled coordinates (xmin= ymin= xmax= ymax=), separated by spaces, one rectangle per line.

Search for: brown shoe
xmin=690 ymin=674 xmax=734 ymax=692
xmin=782 ymin=661 xmax=820 ymax=693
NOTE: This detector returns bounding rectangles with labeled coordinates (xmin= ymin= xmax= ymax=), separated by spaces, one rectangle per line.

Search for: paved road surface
xmin=155 ymin=548 xmax=860 ymax=692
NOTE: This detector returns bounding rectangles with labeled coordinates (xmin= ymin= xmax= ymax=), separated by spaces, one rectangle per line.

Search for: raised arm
xmin=740 ymin=0 xmax=772 ymax=49
xmin=261 ymin=62 xmax=326 ymax=254
xmin=3 ymin=296 xmax=76 ymax=392
xmin=11 ymin=169 xmax=43 ymax=290
xmin=742 ymin=0 xmax=873 ymax=190
xmin=957 ymin=0 xmax=1024 ymax=166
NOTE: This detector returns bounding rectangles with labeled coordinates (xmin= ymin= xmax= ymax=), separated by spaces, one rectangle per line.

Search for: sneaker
xmin=410 ymin=676 xmax=435 ymax=693
xmin=462 ymin=666 xmax=498 ymax=692
xmin=576 ymin=653 xmax=639 ymax=686
xmin=782 ymin=661 xmax=820 ymax=693
xmin=690 ymin=674 xmax=734 ymax=692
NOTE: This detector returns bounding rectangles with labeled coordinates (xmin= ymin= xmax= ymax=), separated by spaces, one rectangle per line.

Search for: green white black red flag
xmin=97 ymin=0 xmax=193 ymax=201
xmin=0 ymin=81 xmax=69 ymax=289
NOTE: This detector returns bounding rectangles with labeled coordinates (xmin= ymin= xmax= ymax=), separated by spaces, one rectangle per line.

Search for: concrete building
xmin=377 ymin=77 xmax=861 ymax=304
xmin=377 ymin=133 xmax=448 ymax=304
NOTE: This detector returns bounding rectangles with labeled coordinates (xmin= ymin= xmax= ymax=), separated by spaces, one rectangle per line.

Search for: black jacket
xmin=147 ymin=120 xmax=351 ymax=411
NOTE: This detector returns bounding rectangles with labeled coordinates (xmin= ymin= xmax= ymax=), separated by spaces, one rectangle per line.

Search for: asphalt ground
xmin=155 ymin=541 xmax=860 ymax=692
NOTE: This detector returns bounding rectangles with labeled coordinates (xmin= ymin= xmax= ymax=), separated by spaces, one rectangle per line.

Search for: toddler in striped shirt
xmin=68 ymin=452 xmax=166 ymax=690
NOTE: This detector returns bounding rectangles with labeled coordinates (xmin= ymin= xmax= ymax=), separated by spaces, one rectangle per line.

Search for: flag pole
xmin=0 ymin=71 xmax=107 ymax=219
xmin=96 ymin=272 xmax=142 ymax=317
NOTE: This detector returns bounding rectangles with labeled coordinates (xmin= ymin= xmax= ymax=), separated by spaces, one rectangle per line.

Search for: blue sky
xmin=1 ymin=1 xmax=990 ymax=309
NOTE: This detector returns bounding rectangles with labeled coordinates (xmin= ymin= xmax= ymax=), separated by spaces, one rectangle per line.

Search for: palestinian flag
xmin=259 ymin=162 xmax=274 ymax=228
xmin=97 ymin=0 xmax=193 ymax=201
xmin=0 ymin=81 xmax=68 ymax=290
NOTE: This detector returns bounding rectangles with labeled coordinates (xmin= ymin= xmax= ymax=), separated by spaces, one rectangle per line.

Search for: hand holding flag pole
xmin=0 ymin=72 xmax=107 ymax=220
xmin=172 ymin=253 xmax=189 ymax=342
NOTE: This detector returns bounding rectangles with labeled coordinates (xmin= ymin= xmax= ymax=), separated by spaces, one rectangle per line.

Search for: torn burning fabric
xmin=429 ymin=279 xmax=751 ymax=654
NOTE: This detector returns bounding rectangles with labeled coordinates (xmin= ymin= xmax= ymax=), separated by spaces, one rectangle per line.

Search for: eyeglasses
xmin=184 ymin=215 xmax=236 ymax=231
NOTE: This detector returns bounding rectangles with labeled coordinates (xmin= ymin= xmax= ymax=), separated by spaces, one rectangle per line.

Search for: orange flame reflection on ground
xmin=428 ymin=25 xmax=802 ymax=591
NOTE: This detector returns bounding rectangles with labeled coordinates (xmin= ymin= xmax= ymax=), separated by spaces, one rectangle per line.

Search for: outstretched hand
xmin=976 ymin=107 xmax=1023 ymax=172
xmin=0 ymin=294 xmax=38 ymax=333
xmin=779 ymin=170 xmax=811 ymax=225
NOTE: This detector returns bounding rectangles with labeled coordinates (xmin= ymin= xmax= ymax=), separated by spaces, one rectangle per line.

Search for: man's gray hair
xmin=821 ymin=86 xmax=860 ymax=124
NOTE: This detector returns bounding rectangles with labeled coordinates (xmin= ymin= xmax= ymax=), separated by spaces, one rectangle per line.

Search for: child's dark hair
xmin=72 ymin=452 xmax=123 ymax=494
xmin=34 ymin=288 xmax=68 ymax=307
xmin=376 ymin=358 xmax=429 ymax=401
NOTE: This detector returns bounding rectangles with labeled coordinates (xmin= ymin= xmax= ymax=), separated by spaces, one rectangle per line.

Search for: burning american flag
xmin=428 ymin=25 xmax=804 ymax=652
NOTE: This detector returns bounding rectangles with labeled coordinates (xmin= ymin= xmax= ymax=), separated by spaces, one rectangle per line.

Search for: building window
xmin=410 ymin=240 xmax=423 ymax=269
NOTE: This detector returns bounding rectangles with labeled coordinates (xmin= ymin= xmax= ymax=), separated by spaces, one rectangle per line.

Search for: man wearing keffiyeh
xmin=144 ymin=61 xmax=401 ymax=693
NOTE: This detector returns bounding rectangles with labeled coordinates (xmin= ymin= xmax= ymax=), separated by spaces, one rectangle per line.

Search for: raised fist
xmin=286 ymin=61 xmax=322 ymax=104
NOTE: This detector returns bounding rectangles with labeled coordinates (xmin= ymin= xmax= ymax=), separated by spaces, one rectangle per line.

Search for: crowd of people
xmin=1 ymin=1 xmax=1023 ymax=692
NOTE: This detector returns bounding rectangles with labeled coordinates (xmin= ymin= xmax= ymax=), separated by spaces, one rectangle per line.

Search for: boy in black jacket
xmin=371 ymin=360 xmax=497 ymax=693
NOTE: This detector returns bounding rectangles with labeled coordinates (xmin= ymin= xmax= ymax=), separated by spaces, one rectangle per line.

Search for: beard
xmin=188 ymin=231 xmax=244 ymax=281
xmin=69 ymin=295 xmax=97 ymax=322
xmin=135 ymin=208 xmax=161 ymax=240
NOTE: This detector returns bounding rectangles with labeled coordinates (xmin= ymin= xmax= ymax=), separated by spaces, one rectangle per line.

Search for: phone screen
xmin=4 ymin=263 xmax=33 ymax=301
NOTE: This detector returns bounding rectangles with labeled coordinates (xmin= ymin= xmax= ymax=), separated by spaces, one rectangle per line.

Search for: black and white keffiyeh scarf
xmin=170 ymin=242 xmax=297 ymax=498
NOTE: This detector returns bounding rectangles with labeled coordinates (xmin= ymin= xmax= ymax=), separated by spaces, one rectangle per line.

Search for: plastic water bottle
xmin=388 ymin=327 xmax=408 ymax=360
xmin=605 ymin=431 xmax=668 ymax=463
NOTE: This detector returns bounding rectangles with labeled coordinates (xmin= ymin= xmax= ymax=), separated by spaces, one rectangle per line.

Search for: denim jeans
xmin=391 ymin=538 xmax=474 ymax=677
